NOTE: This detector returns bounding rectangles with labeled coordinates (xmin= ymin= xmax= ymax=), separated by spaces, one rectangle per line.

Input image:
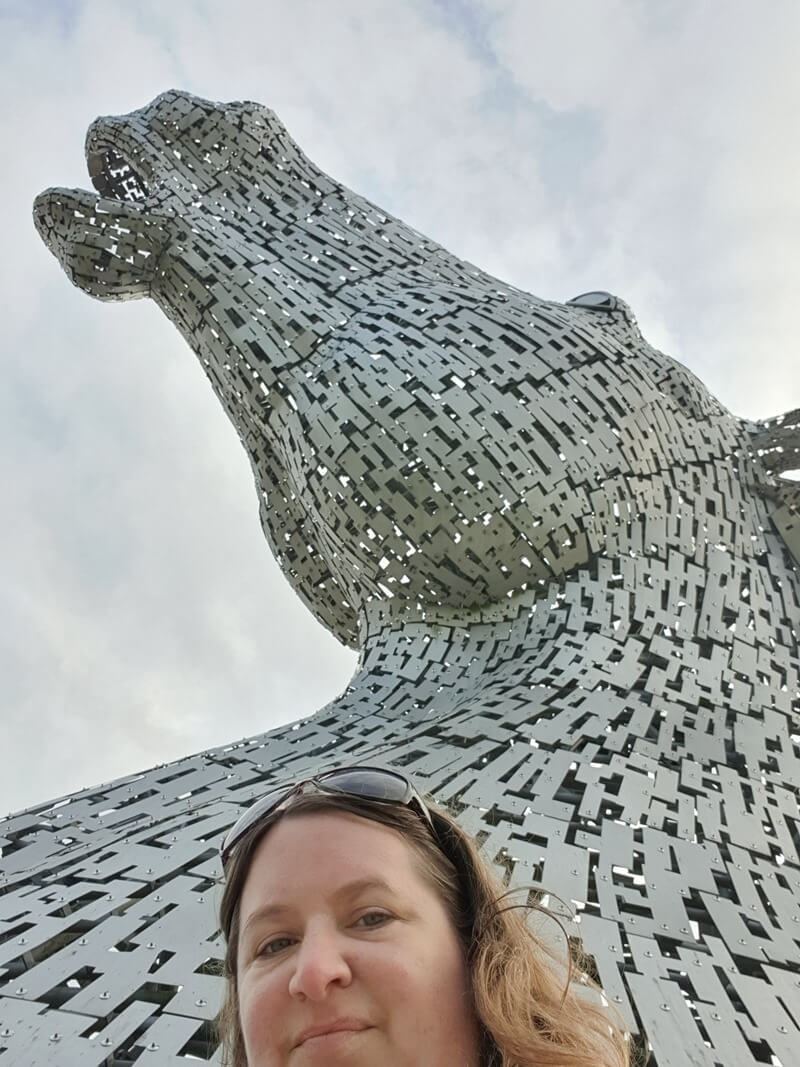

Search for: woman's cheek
xmin=239 ymin=970 xmax=280 ymax=1049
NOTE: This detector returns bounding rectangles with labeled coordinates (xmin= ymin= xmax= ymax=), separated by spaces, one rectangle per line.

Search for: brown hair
xmin=217 ymin=790 xmax=632 ymax=1067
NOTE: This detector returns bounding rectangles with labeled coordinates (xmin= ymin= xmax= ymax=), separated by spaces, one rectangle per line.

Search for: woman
xmin=217 ymin=765 xmax=632 ymax=1067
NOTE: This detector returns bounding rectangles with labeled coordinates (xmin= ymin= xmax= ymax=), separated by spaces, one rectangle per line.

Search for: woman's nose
xmin=287 ymin=924 xmax=352 ymax=1000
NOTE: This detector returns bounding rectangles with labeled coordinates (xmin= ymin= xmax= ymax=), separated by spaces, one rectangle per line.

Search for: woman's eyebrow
xmin=241 ymin=901 xmax=292 ymax=936
xmin=241 ymin=877 xmax=396 ymax=937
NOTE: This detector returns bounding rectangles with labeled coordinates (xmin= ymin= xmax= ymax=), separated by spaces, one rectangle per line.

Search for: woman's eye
xmin=356 ymin=910 xmax=392 ymax=929
xmin=257 ymin=935 xmax=295 ymax=957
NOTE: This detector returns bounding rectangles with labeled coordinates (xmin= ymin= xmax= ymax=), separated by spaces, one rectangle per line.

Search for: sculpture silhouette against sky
xmin=1 ymin=90 xmax=797 ymax=1065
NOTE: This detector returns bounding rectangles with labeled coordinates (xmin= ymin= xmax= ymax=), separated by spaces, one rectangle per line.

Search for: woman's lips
xmin=294 ymin=1019 xmax=371 ymax=1048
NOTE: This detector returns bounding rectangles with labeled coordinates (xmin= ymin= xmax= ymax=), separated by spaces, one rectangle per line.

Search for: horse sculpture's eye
xmin=566 ymin=290 xmax=618 ymax=310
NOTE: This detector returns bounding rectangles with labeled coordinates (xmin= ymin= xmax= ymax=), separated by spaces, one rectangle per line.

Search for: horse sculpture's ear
xmin=749 ymin=408 xmax=800 ymax=566
xmin=654 ymin=358 xmax=726 ymax=423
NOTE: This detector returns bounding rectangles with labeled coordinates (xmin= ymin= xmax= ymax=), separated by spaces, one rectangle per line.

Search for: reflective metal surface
xmin=10 ymin=91 xmax=799 ymax=1065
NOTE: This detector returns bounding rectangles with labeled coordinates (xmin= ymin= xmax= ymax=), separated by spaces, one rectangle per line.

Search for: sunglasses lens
xmin=321 ymin=767 xmax=410 ymax=802
xmin=221 ymin=786 xmax=288 ymax=860
xmin=222 ymin=766 xmax=429 ymax=866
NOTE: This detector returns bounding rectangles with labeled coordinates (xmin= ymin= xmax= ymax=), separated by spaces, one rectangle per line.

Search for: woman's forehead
xmin=242 ymin=810 xmax=420 ymax=894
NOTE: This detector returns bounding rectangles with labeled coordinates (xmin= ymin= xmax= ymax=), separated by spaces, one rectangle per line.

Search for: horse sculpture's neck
xmin=346 ymin=534 xmax=799 ymax=761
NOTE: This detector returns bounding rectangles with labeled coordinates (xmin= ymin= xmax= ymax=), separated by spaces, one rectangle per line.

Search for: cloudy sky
xmin=2 ymin=0 xmax=798 ymax=817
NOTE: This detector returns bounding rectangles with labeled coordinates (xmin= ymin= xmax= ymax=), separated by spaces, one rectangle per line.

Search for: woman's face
xmin=235 ymin=811 xmax=481 ymax=1066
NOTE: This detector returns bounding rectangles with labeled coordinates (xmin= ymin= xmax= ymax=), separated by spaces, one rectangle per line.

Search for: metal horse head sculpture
xmin=11 ymin=90 xmax=799 ymax=1064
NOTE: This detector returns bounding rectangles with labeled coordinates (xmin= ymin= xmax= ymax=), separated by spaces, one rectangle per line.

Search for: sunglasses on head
xmin=220 ymin=764 xmax=435 ymax=868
